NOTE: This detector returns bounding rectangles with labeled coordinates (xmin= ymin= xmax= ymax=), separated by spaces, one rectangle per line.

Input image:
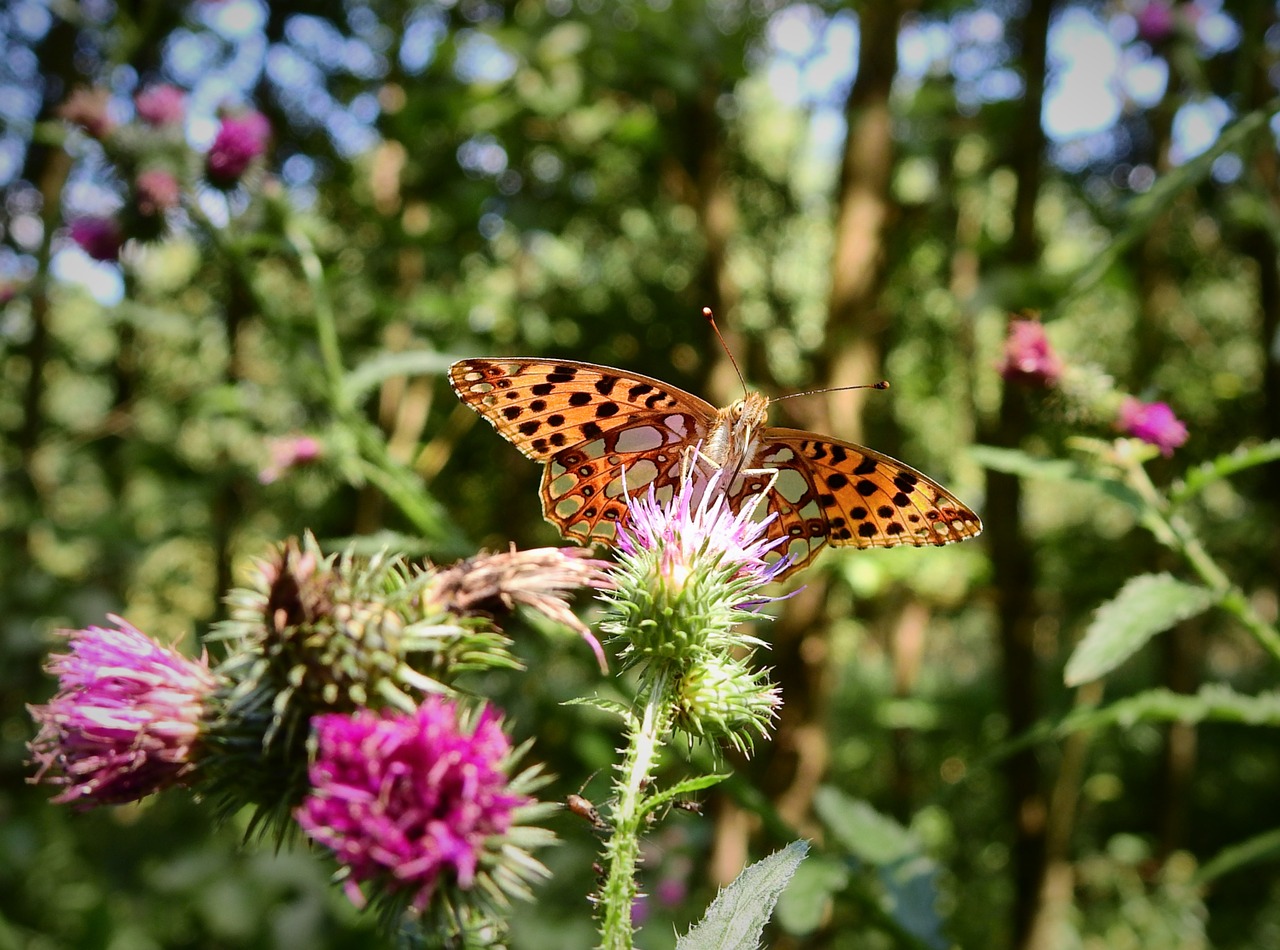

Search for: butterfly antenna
xmin=772 ymin=380 xmax=891 ymax=402
xmin=703 ymin=306 xmax=747 ymax=396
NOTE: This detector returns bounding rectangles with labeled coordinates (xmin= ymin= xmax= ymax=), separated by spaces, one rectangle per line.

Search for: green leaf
xmin=969 ymin=445 xmax=1081 ymax=482
xmin=1196 ymin=828 xmax=1280 ymax=885
xmin=643 ymin=773 xmax=730 ymax=817
xmin=1065 ymin=574 xmax=1216 ymax=686
xmin=812 ymin=788 xmax=946 ymax=949
xmin=971 ymin=445 xmax=1145 ymax=512
xmin=341 ymin=350 xmax=459 ymax=403
xmin=814 ymin=787 xmax=915 ymax=865
xmin=774 ymin=855 xmax=848 ymax=935
xmin=1059 ymin=684 xmax=1280 ymax=734
xmin=1171 ymin=440 xmax=1280 ymax=506
xmin=676 ymin=841 xmax=809 ymax=950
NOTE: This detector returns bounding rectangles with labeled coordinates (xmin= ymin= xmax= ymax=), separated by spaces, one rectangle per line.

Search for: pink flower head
xmin=296 ymin=698 xmax=529 ymax=912
xmin=258 ymin=434 xmax=323 ymax=484
xmin=1135 ymin=1 xmax=1176 ymax=44
xmin=135 ymin=169 xmax=181 ymax=217
xmin=27 ymin=616 xmax=218 ymax=808
xmin=617 ymin=466 xmax=790 ymax=596
xmin=205 ymin=112 xmax=271 ymax=188
xmin=1118 ymin=397 xmax=1188 ymax=456
xmin=134 ymin=84 xmax=186 ymax=126
xmin=68 ymin=217 xmax=124 ymax=262
xmin=57 ymin=87 xmax=114 ymax=139
xmin=999 ymin=318 xmax=1063 ymax=387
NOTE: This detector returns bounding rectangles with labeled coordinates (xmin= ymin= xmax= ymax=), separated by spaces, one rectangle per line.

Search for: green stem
xmin=1125 ymin=458 xmax=1280 ymax=664
xmin=599 ymin=667 xmax=674 ymax=949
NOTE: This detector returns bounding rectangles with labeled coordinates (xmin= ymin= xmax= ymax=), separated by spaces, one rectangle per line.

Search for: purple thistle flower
xmin=135 ymin=169 xmax=181 ymax=217
xmin=1135 ymin=1 xmax=1176 ymax=44
xmin=258 ymin=434 xmax=323 ymax=484
xmin=616 ymin=467 xmax=790 ymax=594
xmin=205 ymin=112 xmax=271 ymax=188
xmin=68 ymin=217 xmax=124 ymax=262
xmin=998 ymin=318 xmax=1063 ymax=387
xmin=296 ymin=697 xmax=530 ymax=912
xmin=134 ymin=85 xmax=186 ymax=126
xmin=1118 ymin=397 xmax=1189 ymax=457
xmin=27 ymin=616 xmax=218 ymax=808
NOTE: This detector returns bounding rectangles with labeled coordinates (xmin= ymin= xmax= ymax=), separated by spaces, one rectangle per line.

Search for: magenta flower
xmin=68 ymin=217 xmax=124 ymax=262
xmin=998 ymin=318 xmax=1063 ymax=387
xmin=27 ymin=616 xmax=218 ymax=808
xmin=134 ymin=84 xmax=186 ymax=126
xmin=205 ymin=112 xmax=271 ymax=188
xmin=617 ymin=468 xmax=790 ymax=594
xmin=135 ymin=169 xmax=181 ymax=217
xmin=57 ymin=87 xmax=114 ymax=139
xmin=1135 ymin=1 xmax=1176 ymax=44
xmin=258 ymin=434 xmax=323 ymax=484
xmin=1118 ymin=397 xmax=1189 ymax=456
xmin=296 ymin=698 xmax=530 ymax=912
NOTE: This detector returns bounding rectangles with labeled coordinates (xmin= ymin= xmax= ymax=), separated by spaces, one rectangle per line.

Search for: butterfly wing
xmin=729 ymin=428 xmax=983 ymax=577
xmin=450 ymin=358 xmax=717 ymax=542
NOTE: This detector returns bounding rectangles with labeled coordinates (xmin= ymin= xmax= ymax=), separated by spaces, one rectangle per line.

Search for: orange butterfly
xmin=449 ymin=358 xmax=982 ymax=579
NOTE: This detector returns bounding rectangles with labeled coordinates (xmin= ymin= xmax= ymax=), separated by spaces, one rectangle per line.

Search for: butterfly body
xmin=450 ymin=358 xmax=981 ymax=578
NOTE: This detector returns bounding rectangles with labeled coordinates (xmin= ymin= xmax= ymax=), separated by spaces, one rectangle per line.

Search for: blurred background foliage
xmin=3 ymin=0 xmax=1279 ymax=947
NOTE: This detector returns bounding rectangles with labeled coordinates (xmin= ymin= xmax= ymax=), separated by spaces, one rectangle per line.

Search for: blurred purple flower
xmin=1135 ymin=1 xmax=1176 ymax=44
xmin=206 ymin=112 xmax=271 ymax=188
xmin=296 ymin=698 xmax=528 ymax=911
xmin=27 ymin=616 xmax=217 ymax=808
xmin=655 ymin=876 xmax=687 ymax=907
xmin=999 ymin=318 xmax=1063 ymax=387
xmin=258 ymin=434 xmax=322 ymax=484
xmin=618 ymin=468 xmax=789 ymax=594
xmin=1118 ymin=397 xmax=1188 ymax=456
xmin=134 ymin=85 xmax=186 ymax=126
xmin=69 ymin=217 xmax=124 ymax=262
xmin=57 ymin=87 xmax=114 ymax=139
xmin=135 ymin=169 xmax=181 ymax=217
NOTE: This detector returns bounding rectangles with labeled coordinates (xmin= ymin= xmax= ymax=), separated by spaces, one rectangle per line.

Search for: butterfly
xmin=449 ymin=358 xmax=982 ymax=579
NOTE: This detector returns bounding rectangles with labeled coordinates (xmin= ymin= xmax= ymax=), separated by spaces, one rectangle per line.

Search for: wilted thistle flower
xmin=295 ymin=697 xmax=554 ymax=921
xmin=203 ymin=535 xmax=603 ymax=835
xmin=1117 ymin=397 xmax=1188 ymax=457
xmin=134 ymin=84 xmax=186 ymax=126
xmin=205 ymin=111 xmax=271 ymax=188
xmin=27 ymin=616 xmax=219 ymax=808
xmin=68 ymin=217 xmax=124 ymax=262
xmin=999 ymin=317 xmax=1063 ymax=388
xmin=57 ymin=86 xmax=114 ymax=139
xmin=603 ymin=468 xmax=788 ymax=668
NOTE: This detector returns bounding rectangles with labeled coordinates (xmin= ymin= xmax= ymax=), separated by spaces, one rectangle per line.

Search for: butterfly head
xmin=730 ymin=391 xmax=771 ymax=433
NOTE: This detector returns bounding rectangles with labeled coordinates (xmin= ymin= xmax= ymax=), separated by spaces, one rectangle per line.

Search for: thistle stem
xmin=599 ymin=667 xmax=674 ymax=949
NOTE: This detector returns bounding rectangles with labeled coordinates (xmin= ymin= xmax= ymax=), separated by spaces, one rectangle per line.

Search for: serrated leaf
xmin=1060 ymin=684 xmax=1280 ymax=734
xmin=676 ymin=841 xmax=809 ymax=950
xmin=814 ymin=787 xmax=914 ymax=865
xmin=341 ymin=350 xmax=458 ymax=403
xmin=1065 ymin=574 xmax=1215 ymax=686
xmin=1171 ymin=440 xmax=1280 ymax=506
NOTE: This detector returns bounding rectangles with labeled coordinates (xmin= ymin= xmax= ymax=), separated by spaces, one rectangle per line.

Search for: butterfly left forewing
xmin=449 ymin=358 xmax=716 ymax=461
xmin=728 ymin=428 xmax=982 ymax=576
xmin=450 ymin=357 xmax=717 ymax=543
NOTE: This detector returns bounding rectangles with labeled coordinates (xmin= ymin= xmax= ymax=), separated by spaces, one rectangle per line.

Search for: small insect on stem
xmin=567 ymin=793 xmax=610 ymax=832
xmin=672 ymin=799 xmax=703 ymax=816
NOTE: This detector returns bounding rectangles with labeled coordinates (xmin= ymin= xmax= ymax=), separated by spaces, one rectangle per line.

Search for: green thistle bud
xmin=673 ymin=653 xmax=780 ymax=758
